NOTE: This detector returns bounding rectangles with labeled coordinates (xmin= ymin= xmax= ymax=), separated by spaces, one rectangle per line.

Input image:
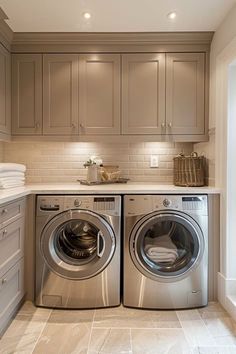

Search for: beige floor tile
xmin=88 ymin=328 xmax=132 ymax=354
xmin=32 ymin=322 xmax=91 ymax=354
xmin=204 ymin=316 xmax=236 ymax=337
xmin=214 ymin=335 xmax=236 ymax=345
xmin=0 ymin=311 xmax=51 ymax=354
xmin=198 ymin=302 xmax=230 ymax=320
xmin=177 ymin=310 xmax=202 ymax=321
xmin=93 ymin=305 xmax=180 ymax=328
xmin=193 ymin=346 xmax=236 ymax=354
xmin=178 ymin=318 xmax=215 ymax=347
xmin=131 ymin=328 xmax=194 ymax=354
xmin=48 ymin=309 xmax=95 ymax=324
xmin=0 ymin=334 xmax=37 ymax=354
xmin=18 ymin=301 xmax=52 ymax=318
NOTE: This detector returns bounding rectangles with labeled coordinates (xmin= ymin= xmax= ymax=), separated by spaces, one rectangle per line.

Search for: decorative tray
xmin=78 ymin=178 xmax=129 ymax=185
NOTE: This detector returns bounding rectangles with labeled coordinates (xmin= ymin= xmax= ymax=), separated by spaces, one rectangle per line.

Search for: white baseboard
xmin=217 ymin=272 xmax=236 ymax=320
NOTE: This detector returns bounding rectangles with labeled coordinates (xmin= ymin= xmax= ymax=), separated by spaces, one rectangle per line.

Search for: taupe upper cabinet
xmin=79 ymin=54 xmax=120 ymax=135
xmin=12 ymin=54 xmax=42 ymax=135
xmin=122 ymin=54 xmax=165 ymax=135
xmin=43 ymin=54 xmax=79 ymax=135
xmin=166 ymin=53 xmax=205 ymax=135
xmin=0 ymin=43 xmax=11 ymax=135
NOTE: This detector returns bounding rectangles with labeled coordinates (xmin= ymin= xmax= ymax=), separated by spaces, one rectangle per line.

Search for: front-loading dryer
xmin=35 ymin=195 xmax=121 ymax=309
xmin=123 ymin=194 xmax=208 ymax=309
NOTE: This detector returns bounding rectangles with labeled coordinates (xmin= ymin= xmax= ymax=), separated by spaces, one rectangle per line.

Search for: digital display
xmin=182 ymin=197 xmax=201 ymax=202
xmin=94 ymin=197 xmax=115 ymax=202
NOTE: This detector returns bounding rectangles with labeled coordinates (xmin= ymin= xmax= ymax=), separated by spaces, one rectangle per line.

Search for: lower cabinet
xmin=0 ymin=198 xmax=25 ymax=336
xmin=0 ymin=259 xmax=24 ymax=336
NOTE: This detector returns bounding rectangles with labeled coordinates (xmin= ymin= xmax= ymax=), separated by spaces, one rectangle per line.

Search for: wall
xmin=3 ymin=141 xmax=193 ymax=184
xmin=205 ymin=3 xmax=236 ymax=316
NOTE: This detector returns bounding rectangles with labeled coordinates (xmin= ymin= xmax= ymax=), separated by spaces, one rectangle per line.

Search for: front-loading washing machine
xmin=123 ymin=194 xmax=208 ymax=309
xmin=35 ymin=195 xmax=121 ymax=308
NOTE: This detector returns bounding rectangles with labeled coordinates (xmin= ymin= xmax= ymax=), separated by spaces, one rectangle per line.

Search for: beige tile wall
xmin=194 ymin=132 xmax=215 ymax=186
xmin=3 ymin=142 xmax=193 ymax=184
xmin=0 ymin=142 xmax=4 ymax=162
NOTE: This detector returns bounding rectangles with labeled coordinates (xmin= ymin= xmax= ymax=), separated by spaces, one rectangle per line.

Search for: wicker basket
xmin=173 ymin=152 xmax=205 ymax=187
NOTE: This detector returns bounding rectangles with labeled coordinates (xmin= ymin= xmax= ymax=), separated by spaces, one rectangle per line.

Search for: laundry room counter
xmin=0 ymin=183 xmax=221 ymax=206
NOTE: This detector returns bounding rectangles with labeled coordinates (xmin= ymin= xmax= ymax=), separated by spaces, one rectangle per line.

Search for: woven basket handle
xmin=191 ymin=152 xmax=198 ymax=157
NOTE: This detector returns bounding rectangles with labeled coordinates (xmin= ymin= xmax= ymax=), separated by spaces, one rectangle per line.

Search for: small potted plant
xmin=84 ymin=156 xmax=102 ymax=183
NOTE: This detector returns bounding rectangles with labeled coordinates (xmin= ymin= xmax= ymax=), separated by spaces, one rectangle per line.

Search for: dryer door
xmin=130 ymin=211 xmax=205 ymax=281
xmin=41 ymin=209 xmax=116 ymax=280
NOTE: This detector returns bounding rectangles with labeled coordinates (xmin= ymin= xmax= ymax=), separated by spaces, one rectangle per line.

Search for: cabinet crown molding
xmin=12 ymin=31 xmax=214 ymax=44
xmin=11 ymin=31 xmax=214 ymax=53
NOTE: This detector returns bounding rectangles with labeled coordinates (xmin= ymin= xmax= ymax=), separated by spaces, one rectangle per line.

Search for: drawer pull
xmin=2 ymin=278 xmax=7 ymax=285
xmin=2 ymin=209 xmax=8 ymax=214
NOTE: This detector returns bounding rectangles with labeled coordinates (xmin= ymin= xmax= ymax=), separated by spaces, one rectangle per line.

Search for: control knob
xmin=163 ymin=198 xmax=171 ymax=207
xmin=74 ymin=199 xmax=82 ymax=207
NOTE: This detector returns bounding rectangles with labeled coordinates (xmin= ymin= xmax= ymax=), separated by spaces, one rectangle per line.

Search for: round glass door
xmin=130 ymin=212 xmax=204 ymax=281
xmin=55 ymin=219 xmax=102 ymax=265
xmin=41 ymin=209 xmax=115 ymax=280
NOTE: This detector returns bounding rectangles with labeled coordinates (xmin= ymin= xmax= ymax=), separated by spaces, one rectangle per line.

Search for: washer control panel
xmin=37 ymin=195 xmax=121 ymax=216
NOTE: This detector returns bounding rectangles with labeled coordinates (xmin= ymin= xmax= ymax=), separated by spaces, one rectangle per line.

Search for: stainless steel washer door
xmin=41 ymin=209 xmax=116 ymax=280
xmin=130 ymin=211 xmax=204 ymax=282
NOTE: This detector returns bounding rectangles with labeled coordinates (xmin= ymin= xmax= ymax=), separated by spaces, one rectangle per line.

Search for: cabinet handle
xmin=2 ymin=208 xmax=8 ymax=214
xmin=2 ymin=278 xmax=7 ymax=285
xmin=36 ymin=122 xmax=40 ymax=129
xmin=168 ymin=122 xmax=172 ymax=128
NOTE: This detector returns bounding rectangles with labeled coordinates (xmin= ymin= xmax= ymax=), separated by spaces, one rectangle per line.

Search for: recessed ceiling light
xmin=83 ymin=12 xmax=91 ymax=20
xmin=167 ymin=12 xmax=177 ymax=20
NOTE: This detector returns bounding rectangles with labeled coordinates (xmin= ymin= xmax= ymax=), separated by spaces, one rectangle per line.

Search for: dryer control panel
xmin=124 ymin=195 xmax=208 ymax=216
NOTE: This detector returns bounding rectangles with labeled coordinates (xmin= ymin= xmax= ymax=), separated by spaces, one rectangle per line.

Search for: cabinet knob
xmin=168 ymin=122 xmax=172 ymax=128
xmin=80 ymin=123 xmax=84 ymax=129
xmin=2 ymin=278 xmax=7 ymax=285
xmin=36 ymin=122 xmax=40 ymax=129
xmin=3 ymin=229 xmax=8 ymax=236
xmin=161 ymin=122 xmax=165 ymax=128
xmin=71 ymin=123 xmax=76 ymax=129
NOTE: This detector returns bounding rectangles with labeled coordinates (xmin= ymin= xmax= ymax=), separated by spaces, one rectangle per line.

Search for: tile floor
xmin=1 ymin=302 xmax=236 ymax=354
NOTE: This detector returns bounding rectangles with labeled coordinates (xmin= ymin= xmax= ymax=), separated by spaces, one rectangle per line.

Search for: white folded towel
xmin=0 ymin=182 xmax=25 ymax=189
xmin=145 ymin=226 xmax=178 ymax=263
xmin=0 ymin=163 xmax=26 ymax=173
xmin=0 ymin=171 xmax=25 ymax=178
xmin=0 ymin=177 xmax=25 ymax=183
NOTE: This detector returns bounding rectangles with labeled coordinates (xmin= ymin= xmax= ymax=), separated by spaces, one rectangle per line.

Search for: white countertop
xmin=0 ymin=183 xmax=221 ymax=206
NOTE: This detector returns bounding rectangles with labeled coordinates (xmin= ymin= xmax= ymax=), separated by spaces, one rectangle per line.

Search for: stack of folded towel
xmin=145 ymin=225 xmax=178 ymax=264
xmin=0 ymin=163 xmax=26 ymax=189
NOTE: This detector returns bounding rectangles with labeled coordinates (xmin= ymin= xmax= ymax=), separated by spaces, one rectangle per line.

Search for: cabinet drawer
xmin=0 ymin=218 xmax=24 ymax=278
xmin=0 ymin=199 xmax=25 ymax=227
xmin=0 ymin=259 xmax=24 ymax=335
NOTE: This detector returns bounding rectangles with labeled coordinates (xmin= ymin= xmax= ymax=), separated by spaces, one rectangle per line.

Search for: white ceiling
xmin=0 ymin=0 xmax=236 ymax=32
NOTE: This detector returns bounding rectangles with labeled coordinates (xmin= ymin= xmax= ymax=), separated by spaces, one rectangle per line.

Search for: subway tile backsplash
xmin=3 ymin=142 xmax=193 ymax=184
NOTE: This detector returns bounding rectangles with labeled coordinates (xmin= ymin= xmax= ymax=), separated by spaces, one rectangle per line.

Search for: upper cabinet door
xmin=0 ymin=44 xmax=11 ymax=135
xmin=122 ymin=54 xmax=165 ymax=135
xmin=12 ymin=54 xmax=42 ymax=135
xmin=43 ymin=54 xmax=79 ymax=135
xmin=79 ymin=54 xmax=120 ymax=135
xmin=166 ymin=53 xmax=205 ymax=135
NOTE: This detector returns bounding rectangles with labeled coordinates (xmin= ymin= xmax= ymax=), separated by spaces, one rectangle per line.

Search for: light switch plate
xmin=150 ymin=155 xmax=159 ymax=168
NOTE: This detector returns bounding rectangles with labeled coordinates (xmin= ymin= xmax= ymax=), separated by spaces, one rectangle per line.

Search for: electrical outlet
xmin=150 ymin=155 xmax=159 ymax=168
